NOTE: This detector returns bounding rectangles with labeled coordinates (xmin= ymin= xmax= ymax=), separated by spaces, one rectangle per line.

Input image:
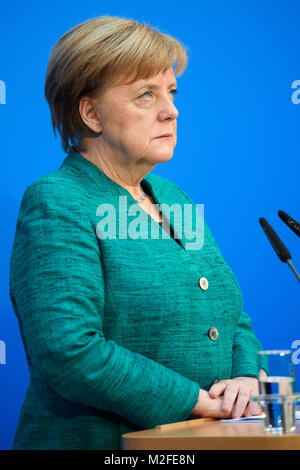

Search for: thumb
xmin=208 ymin=381 xmax=227 ymax=398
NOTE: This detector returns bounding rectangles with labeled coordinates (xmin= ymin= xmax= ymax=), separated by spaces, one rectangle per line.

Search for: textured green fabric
xmin=9 ymin=150 xmax=262 ymax=450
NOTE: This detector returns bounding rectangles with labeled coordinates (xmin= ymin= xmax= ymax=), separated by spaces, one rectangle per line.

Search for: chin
xmin=150 ymin=150 xmax=174 ymax=164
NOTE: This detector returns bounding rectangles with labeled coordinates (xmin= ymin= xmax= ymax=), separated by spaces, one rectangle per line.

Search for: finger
xmin=208 ymin=381 xmax=227 ymax=398
xmin=231 ymin=387 xmax=250 ymax=419
xmin=244 ymin=399 xmax=262 ymax=417
xmin=221 ymin=384 xmax=239 ymax=414
xmin=244 ymin=389 xmax=261 ymax=417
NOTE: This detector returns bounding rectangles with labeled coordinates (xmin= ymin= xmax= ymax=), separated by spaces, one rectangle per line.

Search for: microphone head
xmin=278 ymin=210 xmax=289 ymax=223
xmin=259 ymin=217 xmax=291 ymax=262
xmin=278 ymin=210 xmax=300 ymax=238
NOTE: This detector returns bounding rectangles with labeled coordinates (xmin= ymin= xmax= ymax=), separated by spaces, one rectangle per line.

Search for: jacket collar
xmin=60 ymin=150 xmax=201 ymax=251
xmin=60 ymin=149 xmax=157 ymax=201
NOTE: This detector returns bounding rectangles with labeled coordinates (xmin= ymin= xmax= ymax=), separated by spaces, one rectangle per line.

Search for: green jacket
xmin=9 ymin=150 xmax=262 ymax=450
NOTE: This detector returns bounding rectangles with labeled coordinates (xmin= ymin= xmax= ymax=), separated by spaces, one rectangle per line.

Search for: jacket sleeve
xmin=9 ymin=179 xmax=199 ymax=429
xmin=231 ymin=311 xmax=262 ymax=379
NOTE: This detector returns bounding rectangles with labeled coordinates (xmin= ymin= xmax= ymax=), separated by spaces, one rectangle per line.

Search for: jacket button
xmin=208 ymin=327 xmax=219 ymax=341
xmin=199 ymin=277 xmax=209 ymax=290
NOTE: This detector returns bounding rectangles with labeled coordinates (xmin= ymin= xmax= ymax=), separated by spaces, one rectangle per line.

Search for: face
xmin=84 ymin=67 xmax=179 ymax=167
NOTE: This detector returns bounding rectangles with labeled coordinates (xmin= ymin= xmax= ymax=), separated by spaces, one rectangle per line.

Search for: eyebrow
xmin=137 ymin=81 xmax=177 ymax=90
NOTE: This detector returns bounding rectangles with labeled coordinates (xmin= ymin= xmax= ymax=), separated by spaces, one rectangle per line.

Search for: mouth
xmin=154 ymin=133 xmax=172 ymax=139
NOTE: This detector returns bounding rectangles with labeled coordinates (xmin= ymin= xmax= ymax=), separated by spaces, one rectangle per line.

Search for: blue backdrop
xmin=1 ymin=0 xmax=299 ymax=450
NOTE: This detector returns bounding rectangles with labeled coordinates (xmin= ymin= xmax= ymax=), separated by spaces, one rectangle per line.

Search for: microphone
xmin=278 ymin=210 xmax=300 ymax=238
xmin=259 ymin=217 xmax=300 ymax=282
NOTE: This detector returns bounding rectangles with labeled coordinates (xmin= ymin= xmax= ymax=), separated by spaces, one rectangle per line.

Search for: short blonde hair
xmin=44 ymin=16 xmax=188 ymax=154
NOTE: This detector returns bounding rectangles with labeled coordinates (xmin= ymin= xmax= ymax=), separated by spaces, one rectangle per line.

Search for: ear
xmin=79 ymin=96 xmax=102 ymax=133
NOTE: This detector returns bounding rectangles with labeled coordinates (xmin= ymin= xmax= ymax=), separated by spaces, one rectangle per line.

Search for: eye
xmin=139 ymin=90 xmax=153 ymax=100
xmin=138 ymin=88 xmax=178 ymax=101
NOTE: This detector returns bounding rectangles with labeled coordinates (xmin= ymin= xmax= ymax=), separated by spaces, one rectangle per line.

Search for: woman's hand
xmin=208 ymin=377 xmax=261 ymax=419
xmin=189 ymin=388 xmax=233 ymax=419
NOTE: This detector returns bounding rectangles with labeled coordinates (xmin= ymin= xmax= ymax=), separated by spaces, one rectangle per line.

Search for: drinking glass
xmin=255 ymin=350 xmax=296 ymax=433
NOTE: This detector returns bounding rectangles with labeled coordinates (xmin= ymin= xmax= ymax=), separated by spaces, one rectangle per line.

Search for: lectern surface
xmin=122 ymin=418 xmax=300 ymax=450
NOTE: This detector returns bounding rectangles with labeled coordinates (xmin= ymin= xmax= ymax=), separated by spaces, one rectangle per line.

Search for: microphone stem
xmin=286 ymin=259 xmax=300 ymax=282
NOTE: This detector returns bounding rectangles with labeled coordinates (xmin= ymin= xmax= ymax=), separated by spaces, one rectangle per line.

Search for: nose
xmin=157 ymin=96 xmax=179 ymax=121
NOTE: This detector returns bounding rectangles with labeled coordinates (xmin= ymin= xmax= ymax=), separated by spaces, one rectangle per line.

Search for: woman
xmin=9 ymin=16 xmax=262 ymax=450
